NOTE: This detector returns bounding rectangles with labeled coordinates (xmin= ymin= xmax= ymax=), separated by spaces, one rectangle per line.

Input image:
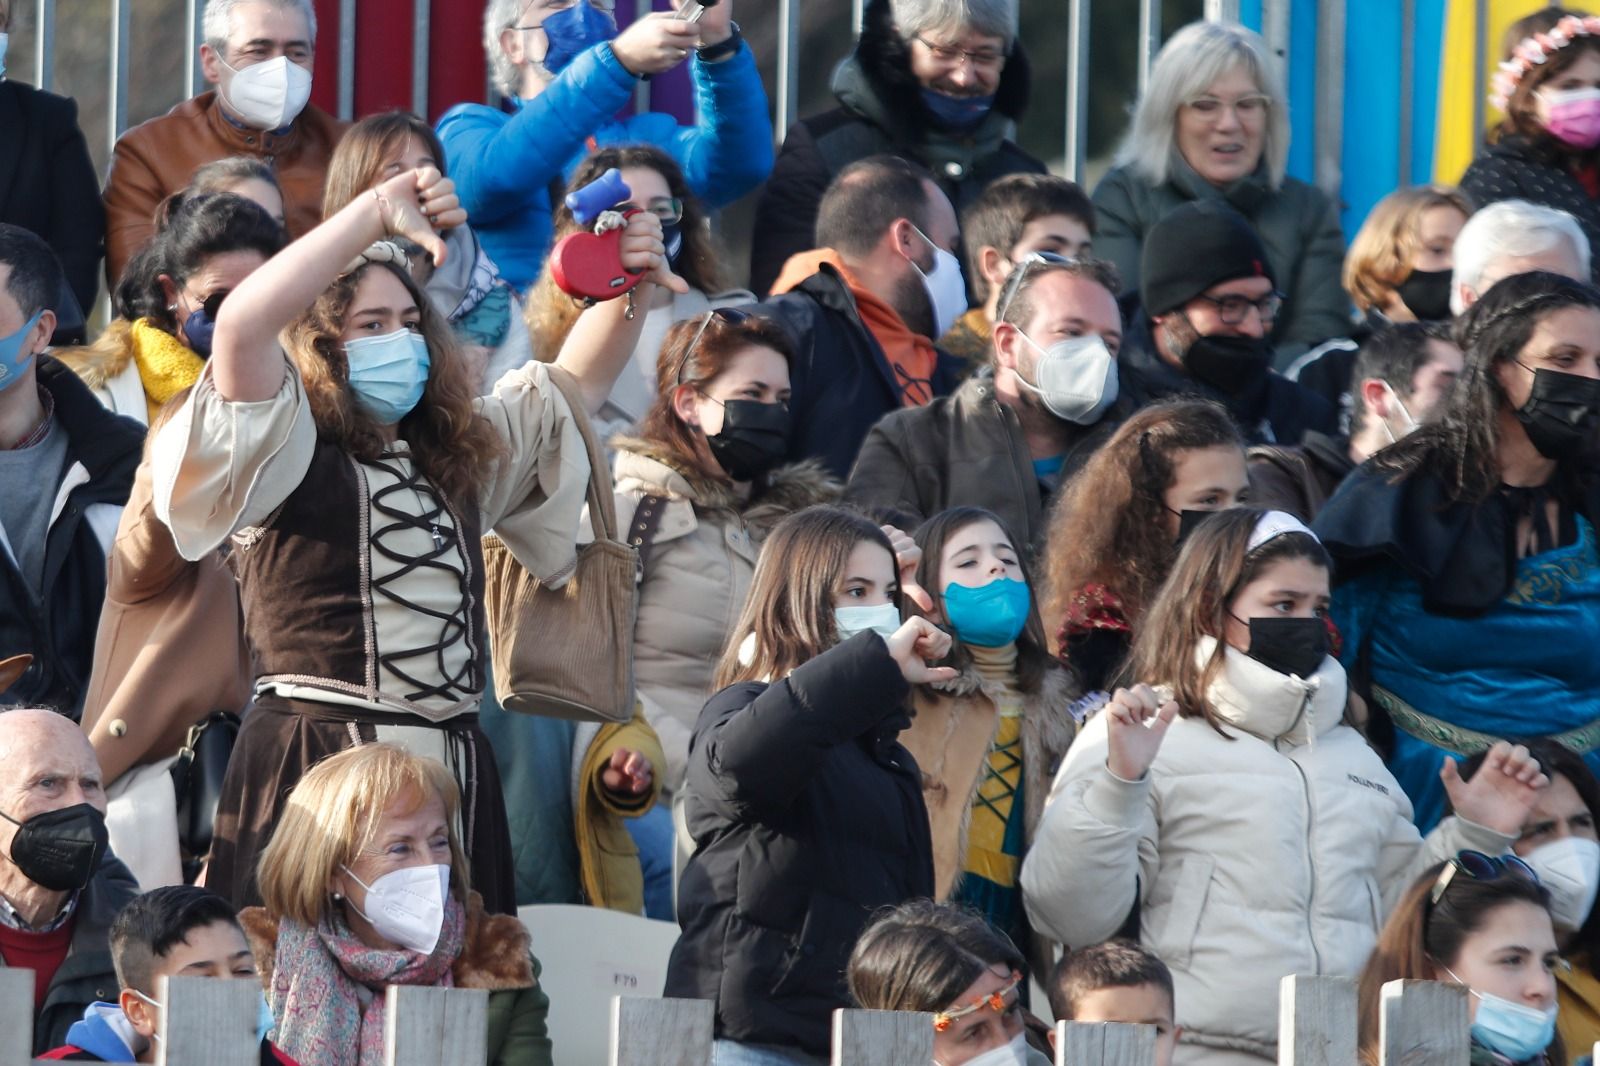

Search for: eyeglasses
xmin=995 ymin=251 xmax=1077 ymax=324
xmin=673 ymin=307 xmax=752 ymax=386
xmin=932 ymin=971 xmax=1022 ymax=1032
xmin=1184 ymin=93 xmax=1271 ymax=122
xmin=1429 ymin=850 xmax=1540 ymax=908
xmin=641 ymin=197 xmax=684 ymax=225
xmin=1191 ymin=289 xmax=1284 ymax=326
xmin=512 ymin=0 xmax=613 ymax=30
xmin=912 ymin=34 xmax=1006 ymax=69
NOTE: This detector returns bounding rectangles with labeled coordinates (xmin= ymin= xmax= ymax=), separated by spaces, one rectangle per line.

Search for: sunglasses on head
xmin=672 ymin=307 xmax=752 ymax=386
xmin=996 ymin=250 xmax=1077 ymax=324
xmin=1430 ymin=849 xmax=1540 ymax=909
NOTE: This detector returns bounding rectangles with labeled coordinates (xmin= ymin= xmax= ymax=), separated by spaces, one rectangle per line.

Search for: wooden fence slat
xmin=610 ymin=996 xmax=713 ymax=1066
xmin=832 ymin=1008 xmax=934 ymax=1066
xmin=1278 ymin=974 xmax=1358 ymax=1066
xmin=155 ymin=974 xmax=261 ymax=1065
xmin=0 ymin=968 xmax=35 ymax=1066
xmin=383 ymin=985 xmax=490 ymax=1066
xmin=1379 ymin=979 xmax=1470 ymax=1066
xmin=1056 ymin=1021 xmax=1158 ymax=1065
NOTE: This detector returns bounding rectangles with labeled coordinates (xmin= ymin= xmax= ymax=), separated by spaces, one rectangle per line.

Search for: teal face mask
xmin=942 ymin=576 xmax=1031 ymax=648
xmin=343 ymin=328 xmax=431 ymax=425
xmin=0 ymin=310 xmax=43 ymax=394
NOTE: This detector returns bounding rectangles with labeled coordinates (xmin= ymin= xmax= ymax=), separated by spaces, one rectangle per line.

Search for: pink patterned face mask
xmin=1541 ymin=85 xmax=1600 ymax=147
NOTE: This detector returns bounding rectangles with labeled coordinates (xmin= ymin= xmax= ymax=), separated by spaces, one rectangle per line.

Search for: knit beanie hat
xmin=1140 ymin=201 xmax=1276 ymax=316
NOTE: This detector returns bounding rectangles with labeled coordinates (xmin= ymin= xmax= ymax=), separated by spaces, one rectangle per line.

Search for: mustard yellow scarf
xmin=129 ymin=318 xmax=204 ymax=423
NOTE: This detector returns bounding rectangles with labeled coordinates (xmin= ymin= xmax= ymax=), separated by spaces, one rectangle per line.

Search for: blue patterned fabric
xmin=1333 ymin=517 xmax=1600 ymax=831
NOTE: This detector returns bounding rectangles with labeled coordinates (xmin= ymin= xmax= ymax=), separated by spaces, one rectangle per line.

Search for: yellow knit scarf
xmin=129 ymin=318 xmax=204 ymax=423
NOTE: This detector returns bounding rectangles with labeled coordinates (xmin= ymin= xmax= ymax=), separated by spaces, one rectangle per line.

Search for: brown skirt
xmin=204 ymin=695 xmax=516 ymax=914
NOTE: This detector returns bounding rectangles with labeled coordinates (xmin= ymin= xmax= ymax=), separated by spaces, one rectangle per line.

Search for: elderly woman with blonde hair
xmin=241 ymin=743 xmax=552 ymax=1066
xmin=1092 ymin=20 xmax=1348 ymax=357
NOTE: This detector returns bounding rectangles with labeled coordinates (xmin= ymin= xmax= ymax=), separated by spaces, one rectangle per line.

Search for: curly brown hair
xmin=282 ymin=260 xmax=504 ymax=507
xmin=526 ymin=145 xmax=731 ymax=361
xmin=1040 ymin=400 xmax=1243 ymax=647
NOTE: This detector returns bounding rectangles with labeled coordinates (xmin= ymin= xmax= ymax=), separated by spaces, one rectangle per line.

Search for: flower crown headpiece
xmin=1490 ymin=14 xmax=1600 ymax=111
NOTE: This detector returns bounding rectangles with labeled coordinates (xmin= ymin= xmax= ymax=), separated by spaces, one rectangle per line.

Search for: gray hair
xmin=889 ymin=0 xmax=1019 ymax=49
xmin=203 ymin=0 xmax=317 ymax=52
xmin=1115 ymin=20 xmax=1290 ymax=189
xmin=485 ymin=0 xmax=617 ymax=97
xmin=1450 ymin=200 xmax=1592 ymax=314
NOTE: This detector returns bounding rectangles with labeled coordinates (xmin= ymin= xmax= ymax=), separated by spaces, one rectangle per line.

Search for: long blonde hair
xmin=281 ymin=260 xmax=503 ymax=507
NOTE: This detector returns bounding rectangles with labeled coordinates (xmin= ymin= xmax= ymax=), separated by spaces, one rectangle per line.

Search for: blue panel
xmin=1411 ymin=0 xmax=1448 ymax=184
xmin=1240 ymin=0 xmax=1264 ymax=29
xmin=1286 ymin=0 xmax=1319 ymax=183
xmin=1340 ymin=0 xmax=1405 ymax=234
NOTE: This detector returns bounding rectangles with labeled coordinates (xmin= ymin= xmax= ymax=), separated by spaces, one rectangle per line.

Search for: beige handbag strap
xmin=543 ymin=365 xmax=620 ymax=545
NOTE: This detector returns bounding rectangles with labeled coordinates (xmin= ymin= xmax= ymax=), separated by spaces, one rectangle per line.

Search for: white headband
xmin=1247 ymin=511 xmax=1318 ymax=553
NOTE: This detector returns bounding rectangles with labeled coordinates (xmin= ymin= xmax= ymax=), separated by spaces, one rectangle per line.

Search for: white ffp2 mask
xmin=1524 ymin=836 xmax=1600 ymax=931
xmin=220 ymin=55 xmax=312 ymax=130
xmin=342 ymin=863 xmax=450 ymax=955
xmin=908 ymin=224 xmax=968 ymax=340
xmin=1016 ymin=331 xmax=1119 ymax=424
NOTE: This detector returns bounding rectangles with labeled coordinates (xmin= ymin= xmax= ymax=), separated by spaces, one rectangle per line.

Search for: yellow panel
xmin=1434 ymin=0 xmax=1551 ymax=184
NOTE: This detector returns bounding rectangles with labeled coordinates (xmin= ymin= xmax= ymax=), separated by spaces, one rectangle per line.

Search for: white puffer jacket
xmin=1020 ymin=639 xmax=1513 ymax=1065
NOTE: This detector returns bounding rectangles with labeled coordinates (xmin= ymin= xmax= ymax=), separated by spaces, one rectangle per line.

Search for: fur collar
xmin=239 ymin=893 xmax=535 ymax=992
xmin=846 ymin=0 xmax=1032 ymax=130
xmin=612 ymin=435 xmax=840 ymax=532
xmin=54 ymin=319 xmax=135 ymax=391
xmin=924 ymin=655 xmax=1079 ymax=752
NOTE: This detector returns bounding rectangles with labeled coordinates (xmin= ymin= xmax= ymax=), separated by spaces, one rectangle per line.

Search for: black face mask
xmin=1173 ymin=508 xmax=1217 ymax=547
xmin=706 ymin=399 xmax=791 ymax=482
xmin=1 ymin=803 xmax=107 ymax=892
xmin=662 ymin=223 xmax=684 ymax=270
xmin=1394 ymin=267 xmax=1454 ymax=322
xmin=1514 ymin=365 xmax=1600 ymax=460
xmin=1182 ymin=333 xmax=1273 ymax=395
xmin=1238 ymin=616 xmax=1329 ymax=679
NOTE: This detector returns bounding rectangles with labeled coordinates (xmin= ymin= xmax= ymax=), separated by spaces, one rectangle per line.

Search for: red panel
xmin=429 ymin=0 xmax=490 ymax=121
xmin=310 ymin=0 xmax=340 ymax=115
xmin=354 ymin=0 xmax=413 ymax=116
xmin=307 ymin=0 xmax=489 ymax=124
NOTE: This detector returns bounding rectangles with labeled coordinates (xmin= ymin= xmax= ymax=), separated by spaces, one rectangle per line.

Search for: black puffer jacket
xmin=748 ymin=0 xmax=1045 ymax=295
xmin=1460 ymin=134 xmax=1600 ymax=283
xmin=664 ymin=633 xmax=934 ymax=1055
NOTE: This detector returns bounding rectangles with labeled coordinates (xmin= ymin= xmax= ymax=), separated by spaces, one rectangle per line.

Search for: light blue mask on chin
xmin=344 ymin=328 xmax=431 ymax=426
xmin=0 ymin=310 xmax=43 ymax=395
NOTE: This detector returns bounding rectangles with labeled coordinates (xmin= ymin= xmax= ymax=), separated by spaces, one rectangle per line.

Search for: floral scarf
xmin=270 ymin=894 xmax=467 ymax=1066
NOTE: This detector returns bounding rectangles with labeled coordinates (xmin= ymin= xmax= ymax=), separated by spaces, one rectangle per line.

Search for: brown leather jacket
xmin=101 ymin=90 xmax=345 ymax=287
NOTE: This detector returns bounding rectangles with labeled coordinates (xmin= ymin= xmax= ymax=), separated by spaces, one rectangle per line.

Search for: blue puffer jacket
xmin=437 ymin=40 xmax=773 ymax=292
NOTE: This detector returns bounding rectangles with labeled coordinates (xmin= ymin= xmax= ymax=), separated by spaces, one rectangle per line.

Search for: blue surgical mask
xmin=835 ymin=602 xmax=901 ymax=643
xmin=920 ymin=88 xmax=995 ymax=130
xmin=539 ymin=2 xmax=617 ymax=78
xmin=0 ymin=310 xmax=43 ymax=395
xmin=943 ymin=576 xmax=1031 ymax=648
xmin=1445 ymin=966 xmax=1558 ymax=1062
xmin=344 ymin=328 xmax=431 ymax=425
xmin=0 ymin=33 xmax=9 ymax=81
xmin=255 ymin=991 xmax=276 ymax=1043
xmin=662 ymin=222 xmax=684 ymax=268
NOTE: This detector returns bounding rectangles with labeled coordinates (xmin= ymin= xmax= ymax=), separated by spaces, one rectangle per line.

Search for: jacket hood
xmin=835 ymin=0 xmax=1031 ymax=136
xmin=36 ymin=355 xmax=146 ymax=496
xmin=1194 ymin=635 xmax=1347 ymax=747
xmin=63 ymin=1002 xmax=142 ymax=1061
xmin=612 ymin=436 xmax=840 ymax=531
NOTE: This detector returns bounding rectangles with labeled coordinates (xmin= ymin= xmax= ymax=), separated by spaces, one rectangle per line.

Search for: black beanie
xmin=1140 ymin=201 xmax=1276 ymax=317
